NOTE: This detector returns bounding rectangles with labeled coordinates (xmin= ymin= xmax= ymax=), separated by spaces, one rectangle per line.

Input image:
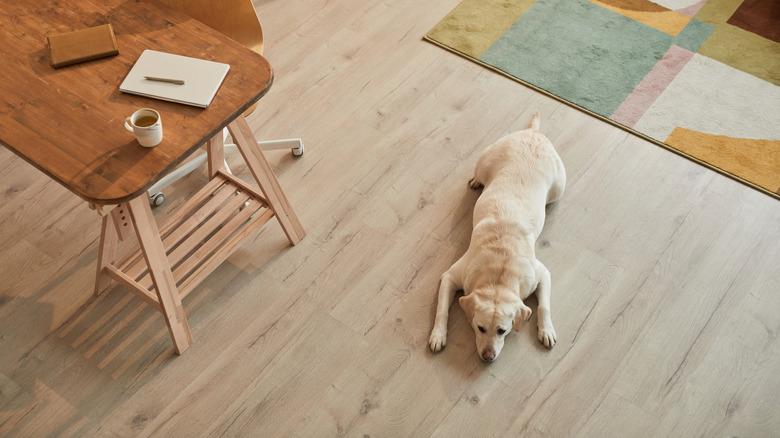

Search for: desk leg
xmin=207 ymin=131 xmax=225 ymax=179
xmin=227 ymin=116 xmax=306 ymax=245
xmin=127 ymin=196 xmax=193 ymax=354
xmin=94 ymin=204 xmax=132 ymax=295
xmin=94 ymin=214 xmax=118 ymax=295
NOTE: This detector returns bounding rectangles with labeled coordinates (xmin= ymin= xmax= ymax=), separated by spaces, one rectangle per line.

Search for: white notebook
xmin=120 ymin=50 xmax=230 ymax=108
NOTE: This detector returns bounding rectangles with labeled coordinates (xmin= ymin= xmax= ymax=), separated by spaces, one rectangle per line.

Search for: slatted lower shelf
xmin=106 ymin=171 xmax=274 ymax=309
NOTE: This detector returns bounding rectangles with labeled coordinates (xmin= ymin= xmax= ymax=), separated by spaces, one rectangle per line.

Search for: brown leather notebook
xmin=47 ymin=24 xmax=119 ymax=68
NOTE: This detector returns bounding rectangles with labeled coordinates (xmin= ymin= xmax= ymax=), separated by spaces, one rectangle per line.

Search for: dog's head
xmin=459 ymin=287 xmax=532 ymax=362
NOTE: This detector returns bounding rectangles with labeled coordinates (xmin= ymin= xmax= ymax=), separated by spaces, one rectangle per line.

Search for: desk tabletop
xmin=0 ymin=0 xmax=273 ymax=205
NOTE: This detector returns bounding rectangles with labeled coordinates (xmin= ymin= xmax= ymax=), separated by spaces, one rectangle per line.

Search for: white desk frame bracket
xmin=147 ymin=129 xmax=303 ymax=207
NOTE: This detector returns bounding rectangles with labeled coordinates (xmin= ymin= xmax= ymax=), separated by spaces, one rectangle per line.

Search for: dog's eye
xmin=497 ymin=328 xmax=506 ymax=335
xmin=478 ymin=326 xmax=486 ymax=333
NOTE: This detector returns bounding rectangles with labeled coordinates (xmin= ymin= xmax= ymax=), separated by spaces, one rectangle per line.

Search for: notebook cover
xmin=48 ymin=24 xmax=119 ymax=68
xmin=119 ymin=50 xmax=231 ymax=108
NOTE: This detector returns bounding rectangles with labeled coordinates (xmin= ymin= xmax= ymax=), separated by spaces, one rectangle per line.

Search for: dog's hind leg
xmin=429 ymin=259 xmax=465 ymax=353
xmin=546 ymin=154 xmax=566 ymax=204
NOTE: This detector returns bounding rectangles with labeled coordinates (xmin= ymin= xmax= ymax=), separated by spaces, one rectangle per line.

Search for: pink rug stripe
xmin=611 ymin=45 xmax=694 ymax=128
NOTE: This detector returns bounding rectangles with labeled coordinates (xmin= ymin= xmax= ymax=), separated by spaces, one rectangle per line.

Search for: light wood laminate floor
xmin=1 ymin=0 xmax=778 ymax=436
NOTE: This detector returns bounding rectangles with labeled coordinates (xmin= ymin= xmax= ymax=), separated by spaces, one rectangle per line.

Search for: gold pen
xmin=144 ymin=76 xmax=185 ymax=85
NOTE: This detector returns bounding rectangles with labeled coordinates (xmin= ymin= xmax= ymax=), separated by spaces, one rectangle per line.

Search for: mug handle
xmin=124 ymin=117 xmax=134 ymax=132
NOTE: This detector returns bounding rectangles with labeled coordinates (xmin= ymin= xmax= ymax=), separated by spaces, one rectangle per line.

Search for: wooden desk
xmin=0 ymin=0 xmax=305 ymax=354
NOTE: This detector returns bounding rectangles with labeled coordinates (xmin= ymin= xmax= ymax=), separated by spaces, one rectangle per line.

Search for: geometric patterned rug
xmin=425 ymin=0 xmax=780 ymax=198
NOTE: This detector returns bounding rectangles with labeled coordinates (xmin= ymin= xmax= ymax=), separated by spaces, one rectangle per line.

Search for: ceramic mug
xmin=125 ymin=108 xmax=163 ymax=147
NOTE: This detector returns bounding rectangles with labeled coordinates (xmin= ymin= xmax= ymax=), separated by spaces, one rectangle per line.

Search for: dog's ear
xmin=459 ymin=294 xmax=476 ymax=325
xmin=512 ymin=301 xmax=532 ymax=332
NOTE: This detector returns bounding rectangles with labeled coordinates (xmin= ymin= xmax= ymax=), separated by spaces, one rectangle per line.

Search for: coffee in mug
xmin=134 ymin=115 xmax=158 ymax=127
xmin=125 ymin=108 xmax=162 ymax=147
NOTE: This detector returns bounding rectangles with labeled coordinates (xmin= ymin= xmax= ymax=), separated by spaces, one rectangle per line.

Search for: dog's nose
xmin=481 ymin=349 xmax=495 ymax=362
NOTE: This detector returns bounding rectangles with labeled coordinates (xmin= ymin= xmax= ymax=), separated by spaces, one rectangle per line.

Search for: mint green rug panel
xmin=478 ymin=0 xmax=711 ymax=117
xmin=675 ymin=18 xmax=715 ymax=52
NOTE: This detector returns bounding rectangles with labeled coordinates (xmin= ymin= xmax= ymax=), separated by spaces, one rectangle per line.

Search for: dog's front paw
xmin=429 ymin=328 xmax=447 ymax=353
xmin=538 ymin=324 xmax=557 ymax=349
xmin=519 ymin=304 xmax=532 ymax=321
xmin=469 ymin=177 xmax=483 ymax=190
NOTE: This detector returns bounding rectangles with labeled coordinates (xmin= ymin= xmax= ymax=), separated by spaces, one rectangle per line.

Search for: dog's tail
xmin=529 ymin=112 xmax=541 ymax=130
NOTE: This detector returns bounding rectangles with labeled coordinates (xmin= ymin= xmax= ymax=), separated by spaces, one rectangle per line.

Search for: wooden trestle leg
xmin=94 ymin=203 xmax=132 ymax=295
xmin=227 ymin=116 xmax=306 ymax=245
xmin=127 ymin=195 xmax=193 ymax=354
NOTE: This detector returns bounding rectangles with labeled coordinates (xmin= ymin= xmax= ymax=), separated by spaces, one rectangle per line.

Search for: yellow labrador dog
xmin=429 ymin=112 xmax=565 ymax=362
